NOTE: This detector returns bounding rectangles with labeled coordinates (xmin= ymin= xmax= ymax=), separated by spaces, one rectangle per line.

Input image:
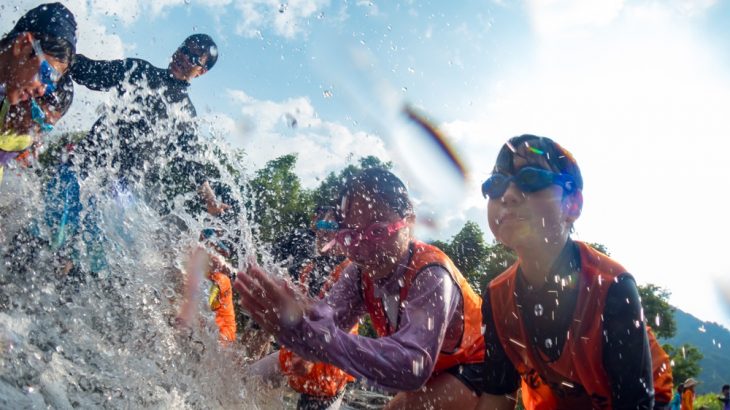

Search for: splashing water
xmin=0 ymin=79 xmax=294 ymax=408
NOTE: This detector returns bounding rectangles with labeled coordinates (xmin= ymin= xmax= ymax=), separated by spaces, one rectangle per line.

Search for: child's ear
xmin=564 ymin=191 xmax=583 ymax=224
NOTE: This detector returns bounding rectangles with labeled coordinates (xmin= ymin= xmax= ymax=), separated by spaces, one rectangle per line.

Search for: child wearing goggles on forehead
xmin=476 ymin=135 xmax=673 ymax=410
xmin=236 ymin=168 xmax=486 ymax=409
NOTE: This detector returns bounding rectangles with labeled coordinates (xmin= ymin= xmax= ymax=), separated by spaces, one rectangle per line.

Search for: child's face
xmin=6 ymin=34 xmax=68 ymax=105
xmin=314 ymin=210 xmax=338 ymax=255
xmin=487 ymin=154 xmax=575 ymax=254
xmin=339 ymin=192 xmax=411 ymax=272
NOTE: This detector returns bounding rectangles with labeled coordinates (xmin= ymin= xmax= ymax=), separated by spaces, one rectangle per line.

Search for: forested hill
xmin=664 ymin=309 xmax=730 ymax=394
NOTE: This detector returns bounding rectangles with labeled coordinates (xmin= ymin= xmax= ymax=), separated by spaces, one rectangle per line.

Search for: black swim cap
xmin=9 ymin=3 xmax=78 ymax=52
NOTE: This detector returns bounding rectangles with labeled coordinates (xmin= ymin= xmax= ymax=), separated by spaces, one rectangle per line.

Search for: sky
xmin=3 ymin=0 xmax=730 ymax=329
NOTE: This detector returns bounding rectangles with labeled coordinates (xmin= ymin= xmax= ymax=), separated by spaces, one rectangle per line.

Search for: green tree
xmin=429 ymin=239 xmax=451 ymax=256
xmin=638 ymin=284 xmax=677 ymax=339
xmin=482 ymin=241 xmax=517 ymax=286
xmin=586 ymin=242 xmax=610 ymax=256
xmin=448 ymin=221 xmax=489 ymax=290
xmin=248 ymin=154 xmax=313 ymax=244
xmin=665 ymin=343 xmax=704 ymax=387
xmin=694 ymin=393 xmax=722 ymax=410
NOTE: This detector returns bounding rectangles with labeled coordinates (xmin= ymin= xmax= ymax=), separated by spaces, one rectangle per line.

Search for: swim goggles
xmin=315 ymin=220 xmax=339 ymax=231
xmin=334 ymin=218 xmax=407 ymax=248
xmin=481 ymin=166 xmax=575 ymax=199
xmin=31 ymin=40 xmax=61 ymax=95
xmin=179 ymin=45 xmax=206 ymax=69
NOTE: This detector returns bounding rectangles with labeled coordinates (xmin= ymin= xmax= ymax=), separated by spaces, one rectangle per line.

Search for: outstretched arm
xmin=235 ymin=264 xmax=461 ymax=391
xmin=70 ymin=54 xmax=130 ymax=91
xmin=603 ymin=274 xmax=655 ymax=410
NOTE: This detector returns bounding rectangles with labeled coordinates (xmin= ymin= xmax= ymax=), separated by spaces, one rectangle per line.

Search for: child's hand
xmin=208 ymin=252 xmax=225 ymax=272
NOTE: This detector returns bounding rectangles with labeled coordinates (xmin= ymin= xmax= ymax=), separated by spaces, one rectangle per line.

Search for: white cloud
xmin=448 ymin=0 xmax=730 ymax=325
xmin=217 ymin=89 xmax=389 ymax=186
xmin=527 ymin=0 xmax=626 ymax=36
xmin=89 ymin=0 xmax=142 ymax=25
xmin=527 ymin=0 xmax=719 ymax=38
xmin=232 ymin=0 xmax=330 ymax=39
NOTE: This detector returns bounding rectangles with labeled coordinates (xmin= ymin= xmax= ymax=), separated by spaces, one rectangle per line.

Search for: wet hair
xmin=2 ymin=3 xmax=77 ymax=63
xmin=338 ymin=167 xmax=414 ymax=220
xmin=40 ymin=75 xmax=74 ymax=117
xmin=0 ymin=32 xmax=74 ymax=64
xmin=183 ymin=34 xmax=218 ymax=71
xmin=493 ymin=134 xmax=583 ymax=192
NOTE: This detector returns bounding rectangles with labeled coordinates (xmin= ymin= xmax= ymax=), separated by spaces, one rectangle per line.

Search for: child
xmin=278 ymin=206 xmax=355 ymax=410
xmin=0 ymin=2 xmax=77 ymax=182
xmin=671 ymin=384 xmax=684 ymax=410
xmin=476 ymin=135 xmax=673 ymax=410
xmin=236 ymin=168 xmax=485 ymax=409
xmin=200 ymin=228 xmax=237 ymax=343
xmin=681 ymin=378 xmax=698 ymax=410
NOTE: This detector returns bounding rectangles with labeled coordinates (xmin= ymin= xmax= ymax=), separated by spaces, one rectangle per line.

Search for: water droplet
xmin=698 ymin=325 xmax=706 ymax=333
xmin=544 ymin=338 xmax=553 ymax=349
xmin=412 ymin=357 xmax=423 ymax=376
xmin=322 ymin=90 xmax=333 ymax=98
xmin=654 ymin=314 xmax=661 ymax=327
xmin=279 ymin=3 xmax=287 ymax=13
xmin=534 ymin=304 xmax=543 ymax=317
xmin=427 ymin=316 xmax=434 ymax=330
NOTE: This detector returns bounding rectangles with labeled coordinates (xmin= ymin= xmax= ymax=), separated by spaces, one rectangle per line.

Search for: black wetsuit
xmin=69 ymin=55 xmax=208 ymax=203
xmin=481 ymin=239 xmax=656 ymax=409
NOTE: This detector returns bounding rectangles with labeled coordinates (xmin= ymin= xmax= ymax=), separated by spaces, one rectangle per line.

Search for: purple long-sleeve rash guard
xmin=276 ymin=259 xmax=464 ymax=392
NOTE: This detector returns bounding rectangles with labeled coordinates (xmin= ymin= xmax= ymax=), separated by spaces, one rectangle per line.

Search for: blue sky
xmin=4 ymin=0 xmax=730 ymax=330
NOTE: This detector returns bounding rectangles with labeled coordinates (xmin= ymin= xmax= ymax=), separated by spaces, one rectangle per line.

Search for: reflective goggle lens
xmin=482 ymin=167 xmax=573 ymax=199
xmin=315 ymin=220 xmax=339 ymax=231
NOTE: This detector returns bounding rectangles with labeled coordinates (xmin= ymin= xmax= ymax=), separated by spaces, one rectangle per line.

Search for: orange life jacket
xmin=489 ymin=241 xmax=673 ymax=409
xmin=279 ymin=260 xmax=357 ymax=397
xmin=210 ymin=271 xmax=236 ymax=342
xmin=361 ymin=241 xmax=485 ymax=374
